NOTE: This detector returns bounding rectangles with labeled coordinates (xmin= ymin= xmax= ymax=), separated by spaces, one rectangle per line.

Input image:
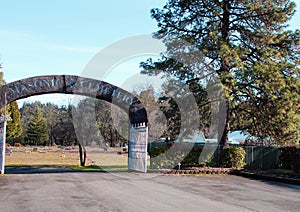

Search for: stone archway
xmin=0 ymin=75 xmax=148 ymax=173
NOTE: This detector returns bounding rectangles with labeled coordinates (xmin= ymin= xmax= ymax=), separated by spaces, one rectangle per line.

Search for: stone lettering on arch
xmin=0 ymin=75 xmax=146 ymax=116
xmin=2 ymin=75 xmax=64 ymax=104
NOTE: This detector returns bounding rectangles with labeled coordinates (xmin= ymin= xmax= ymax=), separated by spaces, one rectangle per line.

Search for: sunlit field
xmin=5 ymin=146 xmax=130 ymax=171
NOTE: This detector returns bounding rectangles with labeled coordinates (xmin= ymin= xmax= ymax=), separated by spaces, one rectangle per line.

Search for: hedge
xmin=148 ymin=142 xmax=218 ymax=169
xmin=221 ymin=146 xmax=246 ymax=169
xmin=148 ymin=143 xmax=299 ymax=171
xmin=279 ymin=147 xmax=300 ymax=172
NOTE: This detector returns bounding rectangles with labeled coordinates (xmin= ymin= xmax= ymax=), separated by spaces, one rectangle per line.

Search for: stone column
xmin=0 ymin=115 xmax=8 ymax=174
xmin=128 ymin=122 xmax=148 ymax=173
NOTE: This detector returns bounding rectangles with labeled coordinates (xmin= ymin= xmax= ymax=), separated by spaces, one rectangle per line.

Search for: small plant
xmin=52 ymin=143 xmax=57 ymax=147
xmin=6 ymin=143 xmax=11 ymax=147
xmin=13 ymin=142 xmax=22 ymax=147
xmin=222 ymin=146 xmax=246 ymax=169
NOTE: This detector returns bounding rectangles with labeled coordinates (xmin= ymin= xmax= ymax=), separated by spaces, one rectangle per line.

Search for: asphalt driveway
xmin=0 ymin=171 xmax=299 ymax=212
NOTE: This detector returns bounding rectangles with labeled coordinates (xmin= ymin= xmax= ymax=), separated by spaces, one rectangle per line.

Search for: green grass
xmin=4 ymin=147 xmax=150 ymax=173
xmin=5 ymin=164 xmax=129 ymax=172
xmin=98 ymin=165 xmax=128 ymax=172
xmin=272 ymin=169 xmax=294 ymax=174
xmin=66 ymin=165 xmax=104 ymax=171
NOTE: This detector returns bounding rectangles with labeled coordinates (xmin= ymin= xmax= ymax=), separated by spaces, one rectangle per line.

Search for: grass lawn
xmin=5 ymin=147 xmax=130 ymax=172
xmin=88 ymin=152 xmax=129 ymax=171
xmin=6 ymin=151 xmax=81 ymax=166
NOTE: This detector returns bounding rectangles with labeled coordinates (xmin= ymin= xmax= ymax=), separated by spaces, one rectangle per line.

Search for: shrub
xmin=148 ymin=142 xmax=218 ymax=169
xmin=181 ymin=146 xmax=204 ymax=167
xmin=13 ymin=142 xmax=22 ymax=147
xmin=204 ymin=154 xmax=218 ymax=167
xmin=222 ymin=146 xmax=246 ymax=169
xmin=148 ymin=143 xmax=181 ymax=169
xmin=148 ymin=142 xmax=199 ymax=169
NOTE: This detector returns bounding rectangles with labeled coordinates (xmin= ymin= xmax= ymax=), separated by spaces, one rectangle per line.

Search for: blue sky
xmin=0 ymin=0 xmax=166 ymax=81
xmin=0 ymin=0 xmax=167 ymax=104
xmin=0 ymin=0 xmax=299 ymax=105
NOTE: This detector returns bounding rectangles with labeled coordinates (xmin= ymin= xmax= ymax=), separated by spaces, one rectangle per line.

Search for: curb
xmin=148 ymin=169 xmax=300 ymax=186
xmin=169 ymin=169 xmax=231 ymax=175
xmin=147 ymin=169 xmax=172 ymax=174
xmin=148 ymin=168 xmax=233 ymax=175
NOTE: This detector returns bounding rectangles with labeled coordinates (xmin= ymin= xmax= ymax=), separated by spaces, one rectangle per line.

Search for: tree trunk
xmin=218 ymin=99 xmax=230 ymax=146
xmin=217 ymin=0 xmax=230 ymax=166
xmin=217 ymin=98 xmax=230 ymax=166
xmin=49 ymin=126 xmax=53 ymax=147
xmin=110 ymin=128 xmax=113 ymax=147
xmin=78 ymin=143 xmax=86 ymax=166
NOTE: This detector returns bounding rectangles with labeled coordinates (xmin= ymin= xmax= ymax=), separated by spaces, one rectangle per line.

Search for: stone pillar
xmin=128 ymin=122 xmax=148 ymax=173
xmin=0 ymin=115 xmax=7 ymax=174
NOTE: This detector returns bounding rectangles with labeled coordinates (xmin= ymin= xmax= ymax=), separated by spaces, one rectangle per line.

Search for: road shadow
xmin=233 ymin=174 xmax=300 ymax=191
xmin=4 ymin=165 xmax=112 ymax=174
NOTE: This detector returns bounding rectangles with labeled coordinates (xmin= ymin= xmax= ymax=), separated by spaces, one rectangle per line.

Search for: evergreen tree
xmin=141 ymin=0 xmax=300 ymax=145
xmin=52 ymin=105 xmax=76 ymax=146
xmin=137 ymin=86 xmax=167 ymax=141
xmin=6 ymin=101 xmax=23 ymax=142
xmin=73 ymin=98 xmax=100 ymax=147
xmin=0 ymin=71 xmax=23 ymax=143
xmin=0 ymin=72 xmax=5 ymax=87
xmin=26 ymin=108 xmax=49 ymax=146
xmin=20 ymin=101 xmax=78 ymax=146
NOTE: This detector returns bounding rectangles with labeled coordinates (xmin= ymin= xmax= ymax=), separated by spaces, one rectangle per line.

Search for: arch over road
xmin=0 ymin=75 xmax=148 ymax=125
xmin=0 ymin=75 xmax=148 ymax=173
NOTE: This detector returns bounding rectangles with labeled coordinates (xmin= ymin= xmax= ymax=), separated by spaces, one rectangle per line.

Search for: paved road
xmin=0 ymin=171 xmax=299 ymax=212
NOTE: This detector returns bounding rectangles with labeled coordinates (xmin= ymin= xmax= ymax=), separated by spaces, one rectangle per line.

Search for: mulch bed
xmin=162 ymin=167 xmax=300 ymax=185
xmin=166 ymin=167 xmax=234 ymax=175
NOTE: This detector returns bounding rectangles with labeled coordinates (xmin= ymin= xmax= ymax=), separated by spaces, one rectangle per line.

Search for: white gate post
xmin=128 ymin=122 xmax=148 ymax=173
xmin=0 ymin=93 xmax=8 ymax=174
xmin=0 ymin=114 xmax=8 ymax=174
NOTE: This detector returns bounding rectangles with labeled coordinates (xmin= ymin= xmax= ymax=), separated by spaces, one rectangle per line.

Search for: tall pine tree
xmin=141 ymin=0 xmax=300 ymax=145
xmin=0 ymin=71 xmax=23 ymax=143
xmin=6 ymin=101 xmax=23 ymax=142
xmin=26 ymin=108 xmax=49 ymax=146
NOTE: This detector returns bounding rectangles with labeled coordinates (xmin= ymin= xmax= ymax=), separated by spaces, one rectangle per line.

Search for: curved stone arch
xmin=0 ymin=75 xmax=148 ymax=125
xmin=0 ymin=75 xmax=148 ymax=173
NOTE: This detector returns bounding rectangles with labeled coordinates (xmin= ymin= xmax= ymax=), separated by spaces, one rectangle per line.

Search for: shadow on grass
xmin=5 ymin=164 xmax=128 ymax=174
